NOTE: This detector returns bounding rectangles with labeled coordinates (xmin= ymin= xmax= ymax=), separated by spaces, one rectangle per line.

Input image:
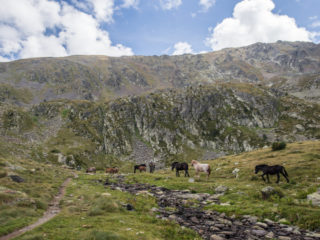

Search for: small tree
xmin=272 ymin=141 xmax=286 ymax=151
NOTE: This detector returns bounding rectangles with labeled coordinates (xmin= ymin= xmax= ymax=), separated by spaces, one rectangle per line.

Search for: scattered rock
xmin=295 ymin=124 xmax=305 ymax=132
xmin=307 ymin=189 xmax=320 ymax=207
xmin=188 ymin=178 xmax=195 ymax=183
xmin=255 ymin=222 xmax=268 ymax=229
xmin=278 ymin=236 xmax=291 ymax=240
xmin=261 ymin=186 xmax=283 ymax=200
xmin=215 ymin=185 xmax=228 ymax=194
xmin=232 ymin=168 xmax=240 ymax=178
xmin=251 ymin=229 xmax=267 ymax=237
xmin=126 ymin=204 xmax=134 ymax=211
xmin=265 ymin=231 xmax=275 ymax=239
xmin=101 ymin=192 xmax=111 ymax=196
xmin=102 ymin=175 xmax=320 ymax=240
xmin=9 ymin=175 xmax=25 ymax=183
xmin=210 ymin=234 xmax=225 ymax=240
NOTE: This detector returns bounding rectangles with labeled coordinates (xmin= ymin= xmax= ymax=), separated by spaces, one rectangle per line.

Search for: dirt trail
xmin=0 ymin=176 xmax=73 ymax=240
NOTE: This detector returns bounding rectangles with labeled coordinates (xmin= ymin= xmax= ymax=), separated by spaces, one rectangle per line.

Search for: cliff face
xmin=1 ymin=83 xmax=317 ymax=167
xmin=0 ymin=41 xmax=320 ymax=167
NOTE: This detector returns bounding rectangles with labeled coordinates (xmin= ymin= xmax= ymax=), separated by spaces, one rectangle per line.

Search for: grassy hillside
xmin=124 ymin=140 xmax=320 ymax=230
xmin=3 ymin=140 xmax=318 ymax=240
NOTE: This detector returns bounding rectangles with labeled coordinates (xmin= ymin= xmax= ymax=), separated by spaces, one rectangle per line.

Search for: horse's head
xmin=191 ymin=160 xmax=197 ymax=166
xmin=171 ymin=162 xmax=178 ymax=171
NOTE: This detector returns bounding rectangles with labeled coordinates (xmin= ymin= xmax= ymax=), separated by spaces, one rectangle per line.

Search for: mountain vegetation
xmin=0 ymin=41 xmax=320 ymax=239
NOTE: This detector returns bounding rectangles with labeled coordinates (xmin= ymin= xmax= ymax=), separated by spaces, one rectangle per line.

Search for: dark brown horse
xmin=134 ymin=164 xmax=146 ymax=173
xmin=255 ymin=164 xmax=289 ymax=183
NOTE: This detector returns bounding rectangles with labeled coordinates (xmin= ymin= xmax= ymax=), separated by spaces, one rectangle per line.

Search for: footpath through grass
xmin=15 ymin=173 xmax=200 ymax=240
xmin=0 ymin=157 xmax=71 ymax=237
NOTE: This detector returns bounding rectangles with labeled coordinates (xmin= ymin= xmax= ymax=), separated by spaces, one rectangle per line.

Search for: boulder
xmin=251 ymin=229 xmax=267 ymax=237
xmin=307 ymin=189 xmax=320 ymax=207
xmin=215 ymin=185 xmax=228 ymax=194
xmin=9 ymin=175 xmax=25 ymax=183
xmin=261 ymin=186 xmax=283 ymax=200
xmin=210 ymin=234 xmax=225 ymax=240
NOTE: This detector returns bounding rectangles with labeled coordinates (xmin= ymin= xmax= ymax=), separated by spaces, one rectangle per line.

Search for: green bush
xmin=272 ymin=142 xmax=287 ymax=151
xmin=88 ymin=198 xmax=120 ymax=216
xmin=35 ymin=200 xmax=48 ymax=210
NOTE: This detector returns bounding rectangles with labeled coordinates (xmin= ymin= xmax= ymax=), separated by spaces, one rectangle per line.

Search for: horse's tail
xmin=283 ymin=167 xmax=289 ymax=177
xmin=207 ymin=166 xmax=211 ymax=176
xmin=134 ymin=166 xmax=136 ymax=173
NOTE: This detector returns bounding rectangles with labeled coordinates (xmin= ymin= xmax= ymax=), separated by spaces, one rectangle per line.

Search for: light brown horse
xmin=86 ymin=167 xmax=96 ymax=174
xmin=191 ymin=160 xmax=211 ymax=180
xmin=106 ymin=167 xmax=119 ymax=174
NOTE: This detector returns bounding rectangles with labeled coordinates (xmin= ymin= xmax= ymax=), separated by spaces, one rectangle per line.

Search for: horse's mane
xmin=256 ymin=164 xmax=268 ymax=168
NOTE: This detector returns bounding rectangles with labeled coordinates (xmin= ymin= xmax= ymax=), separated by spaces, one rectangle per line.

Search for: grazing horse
xmin=134 ymin=164 xmax=147 ymax=173
xmin=86 ymin=167 xmax=96 ymax=174
xmin=191 ymin=160 xmax=211 ymax=179
xmin=255 ymin=164 xmax=289 ymax=183
xmin=106 ymin=167 xmax=119 ymax=174
xmin=149 ymin=162 xmax=155 ymax=173
xmin=138 ymin=165 xmax=146 ymax=173
xmin=171 ymin=161 xmax=190 ymax=177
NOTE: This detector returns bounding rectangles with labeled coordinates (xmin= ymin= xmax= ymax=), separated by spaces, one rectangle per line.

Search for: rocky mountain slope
xmin=0 ymin=41 xmax=319 ymax=105
xmin=1 ymin=83 xmax=319 ymax=167
xmin=0 ymin=41 xmax=320 ymax=166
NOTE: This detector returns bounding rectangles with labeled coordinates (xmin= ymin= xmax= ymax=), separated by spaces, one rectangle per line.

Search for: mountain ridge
xmin=1 ymin=41 xmax=319 ymax=105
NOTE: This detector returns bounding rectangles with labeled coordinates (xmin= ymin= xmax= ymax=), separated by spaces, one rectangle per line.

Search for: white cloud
xmin=20 ymin=35 xmax=67 ymax=58
xmin=121 ymin=0 xmax=139 ymax=8
xmin=87 ymin=0 xmax=114 ymax=23
xmin=309 ymin=16 xmax=318 ymax=21
xmin=172 ymin=42 xmax=193 ymax=55
xmin=0 ymin=0 xmax=133 ymax=61
xmin=160 ymin=0 xmax=182 ymax=10
xmin=206 ymin=0 xmax=314 ymax=51
xmin=311 ymin=21 xmax=320 ymax=28
xmin=199 ymin=0 xmax=216 ymax=12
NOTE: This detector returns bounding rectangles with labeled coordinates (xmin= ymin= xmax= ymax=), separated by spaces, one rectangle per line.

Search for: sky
xmin=0 ymin=0 xmax=320 ymax=62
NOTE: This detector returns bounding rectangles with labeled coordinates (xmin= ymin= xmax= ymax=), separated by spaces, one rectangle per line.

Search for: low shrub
xmin=272 ymin=142 xmax=287 ymax=151
xmin=0 ymin=170 xmax=7 ymax=178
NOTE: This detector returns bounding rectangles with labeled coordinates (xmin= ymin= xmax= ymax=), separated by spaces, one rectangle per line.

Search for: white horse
xmin=191 ymin=160 xmax=211 ymax=180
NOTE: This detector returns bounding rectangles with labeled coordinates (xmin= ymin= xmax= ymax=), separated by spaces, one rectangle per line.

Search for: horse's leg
xmin=276 ymin=173 xmax=280 ymax=183
xmin=185 ymin=170 xmax=190 ymax=177
xmin=266 ymin=174 xmax=270 ymax=183
xmin=261 ymin=173 xmax=266 ymax=182
xmin=281 ymin=170 xmax=289 ymax=183
xmin=176 ymin=170 xmax=180 ymax=177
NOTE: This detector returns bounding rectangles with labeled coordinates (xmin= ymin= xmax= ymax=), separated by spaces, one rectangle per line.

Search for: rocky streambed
xmin=104 ymin=176 xmax=320 ymax=240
